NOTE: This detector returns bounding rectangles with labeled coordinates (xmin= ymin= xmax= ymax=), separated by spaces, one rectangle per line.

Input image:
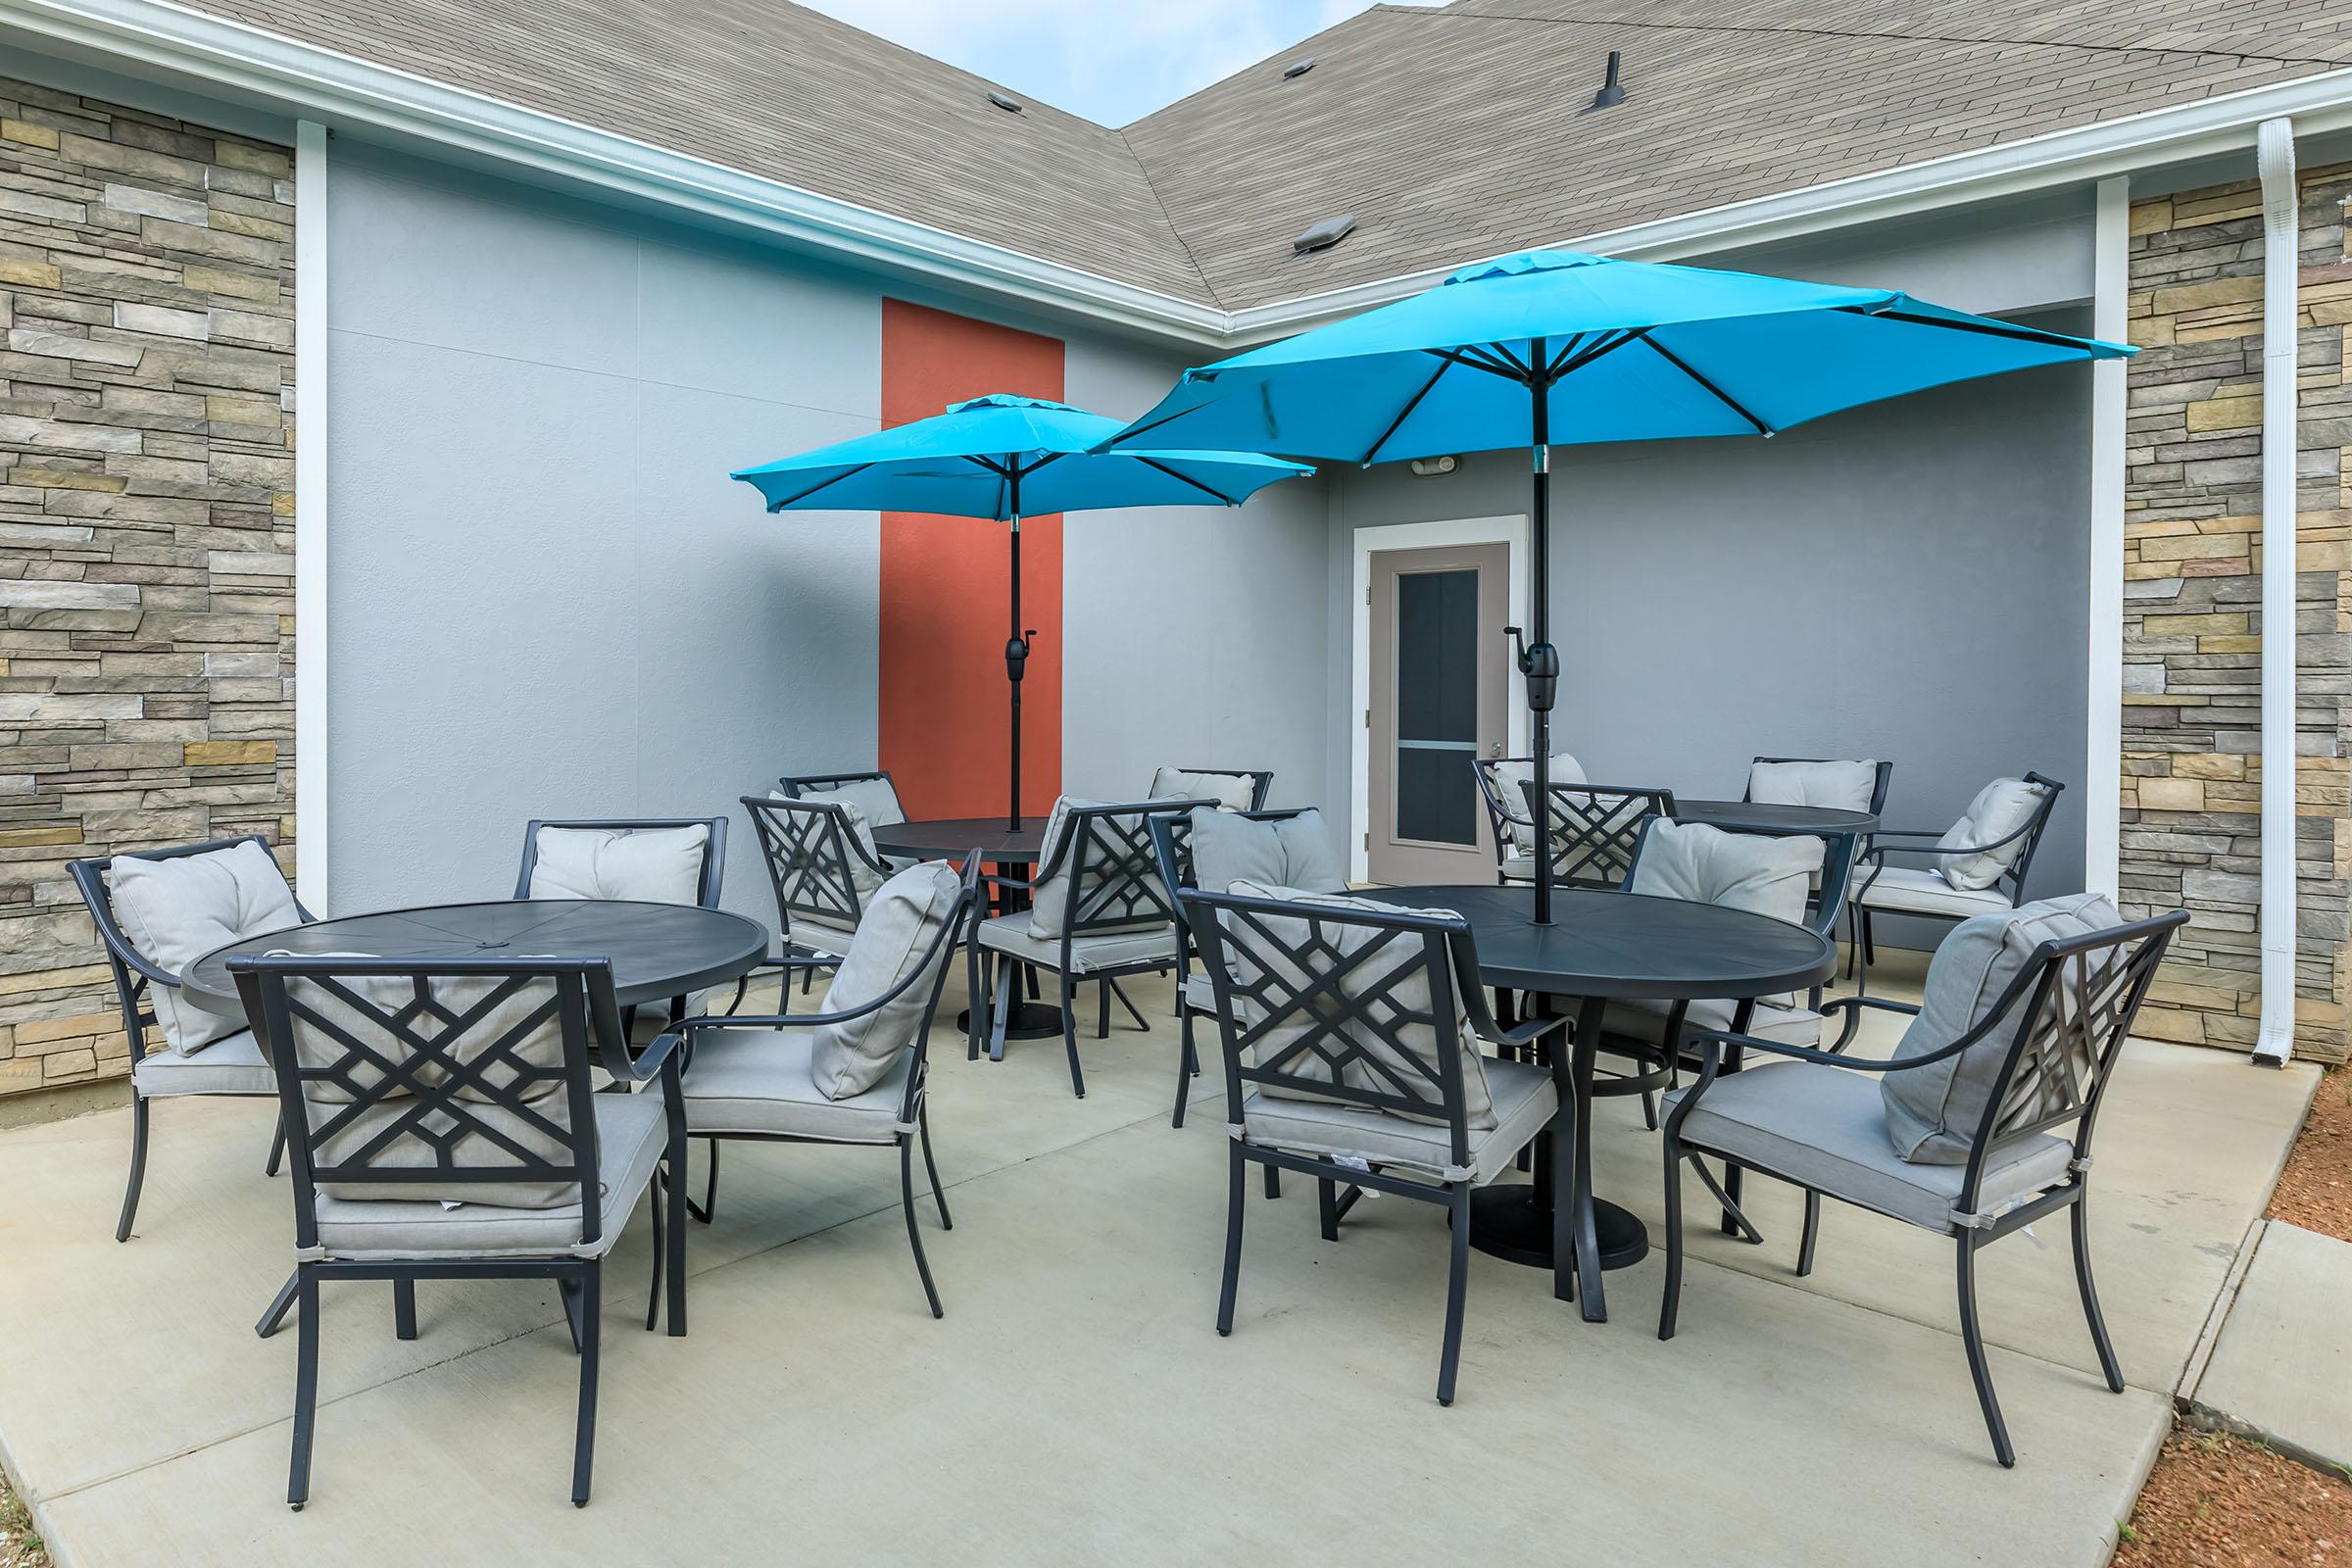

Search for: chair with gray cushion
xmin=1742 ymin=756 xmax=1892 ymax=817
xmin=1148 ymin=806 xmax=1346 ymax=1131
xmin=228 ymin=952 xmax=688 ymax=1508
xmin=69 ymin=836 xmax=314 ymax=1243
xmin=1472 ymin=752 xmax=1587 ymax=884
xmin=673 ymin=855 xmax=978 ymax=1318
xmin=1181 ymin=881 xmax=1562 ymax=1405
xmin=1146 ymin=765 xmax=1272 ymax=813
xmin=515 ymin=816 xmax=728 ymax=1028
xmin=968 ymin=796 xmax=1200 ymax=1097
xmin=1849 ymin=773 xmax=2064 ymax=994
xmin=740 ymin=793 xmax=897 ymax=1004
xmin=1654 ymin=896 xmax=2185 ymax=1467
xmin=1525 ymin=780 xmax=1677 ymax=891
xmin=778 ymin=770 xmax=914 ymax=870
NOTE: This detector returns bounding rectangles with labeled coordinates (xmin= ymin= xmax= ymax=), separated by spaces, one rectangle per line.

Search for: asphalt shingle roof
xmin=172 ymin=0 xmax=2352 ymax=312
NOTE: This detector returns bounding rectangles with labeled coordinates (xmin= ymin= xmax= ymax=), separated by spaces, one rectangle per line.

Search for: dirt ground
xmin=0 ymin=1468 xmax=47 ymax=1568
xmin=2117 ymin=1423 xmax=2352 ymax=1567
xmin=2269 ymin=1067 xmax=2352 ymax=1243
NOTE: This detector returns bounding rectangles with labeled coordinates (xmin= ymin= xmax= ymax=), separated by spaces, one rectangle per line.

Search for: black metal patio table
xmin=1671 ymin=799 xmax=1879 ymax=836
xmin=868 ymin=816 xmax=1061 ymax=1039
xmin=1379 ymin=883 xmax=1837 ymax=1322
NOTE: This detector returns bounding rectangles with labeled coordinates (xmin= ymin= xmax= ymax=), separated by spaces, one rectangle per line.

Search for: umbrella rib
xmin=1550 ymin=327 xmax=1643 ymax=381
xmin=1641 ymin=335 xmax=1775 ymax=435
xmin=1133 ymin=455 xmax=1245 ymax=505
xmin=1834 ymin=304 xmax=2099 ymax=350
xmin=1440 ymin=345 xmax=1527 ymax=382
xmin=767 ymin=461 xmax=874 ymax=511
xmin=1363 ymin=356 xmax=1459 ymax=465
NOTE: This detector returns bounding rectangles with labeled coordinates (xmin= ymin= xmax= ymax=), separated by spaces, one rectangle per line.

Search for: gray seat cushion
xmin=1852 ymin=865 xmax=2015 ymax=919
xmin=811 ymin=861 xmax=962 ymax=1099
xmin=683 ymin=1024 xmax=912 ymax=1143
xmin=788 ymin=912 xmax=860 ymax=958
xmin=978 ymin=915 xmax=1176 ymax=974
xmin=1182 ymin=971 xmax=1215 ymax=1012
xmin=131 ymin=1028 xmax=276 ymax=1097
xmin=1188 ymin=806 xmax=1346 ymax=895
xmin=1239 ymin=1056 xmax=1556 ymax=1185
xmin=527 ymin=823 xmax=709 ymax=905
xmin=1747 ymin=760 xmax=1878 ymax=812
xmin=300 ymin=1088 xmax=669 ymax=1261
xmin=1663 ymin=1060 xmax=2075 ymax=1231
xmin=108 ymin=841 xmax=302 ymax=1054
xmin=1497 ymin=852 xmax=1536 ymax=883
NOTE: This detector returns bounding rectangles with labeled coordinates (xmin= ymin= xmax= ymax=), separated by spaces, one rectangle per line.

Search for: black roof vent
xmin=1282 ymin=57 xmax=1316 ymax=79
xmin=1583 ymin=50 xmax=1627 ymax=113
xmin=987 ymin=89 xmax=1024 ymax=114
xmin=1294 ymin=214 xmax=1357 ymax=256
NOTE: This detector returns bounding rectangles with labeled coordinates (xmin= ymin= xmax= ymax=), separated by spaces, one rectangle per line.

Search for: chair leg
xmin=1856 ymin=909 xmax=1876 ymax=997
xmin=664 ymin=1149 xmax=688 ymax=1340
xmin=901 ymin=1133 xmax=944 ymax=1319
xmin=1718 ymin=1161 xmax=1748 ymax=1239
xmin=919 ymin=1106 xmax=952 ymax=1230
xmin=1097 ymin=978 xmax=1110 ymax=1040
xmin=116 ymin=1092 xmax=150 ymax=1243
xmin=693 ymin=1138 xmax=720 ymax=1225
xmin=1956 ymin=1236 xmax=2016 ymax=1467
xmin=1172 ymin=1006 xmax=1196 ymax=1130
xmin=1263 ymin=1164 xmax=1281 ymax=1200
xmin=392 ymin=1278 xmax=417 ymax=1341
xmin=1658 ymin=1143 xmax=1686 ymax=1342
xmin=1438 ymin=1185 xmax=1472 ymax=1405
xmin=1317 ymin=1177 xmax=1340 ymax=1242
xmin=255 ymin=1270 xmax=300 ymax=1339
xmin=965 ymin=942 xmax=985 ymax=1061
xmin=1216 ymin=1144 xmax=1247 ymax=1336
xmin=1642 ymin=1090 xmax=1659 ymax=1132
xmin=1109 ymin=978 xmax=1151 ymax=1031
xmin=988 ymin=958 xmax=1014 ymax=1063
xmin=646 ymin=1168 xmax=664 ymax=1333
xmin=287 ymin=1267 xmax=320 ymax=1509
xmin=558 ymin=1276 xmax=585 ymax=1354
xmin=266 ymin=1113 xmax=286 ymax=1178
xmin=1797 ymin=1190 xmax=1822 ymax=1278
xmin=571 ymin=1260 xmax=601 ymax=1507
xmin=1060 ymin=974 xmax=1086 ymax=1099
xmin=1843 ymin=901 xmax=1860 ymax=981
xmin=2071 ymin=1196 xmax=2125 ymax=1394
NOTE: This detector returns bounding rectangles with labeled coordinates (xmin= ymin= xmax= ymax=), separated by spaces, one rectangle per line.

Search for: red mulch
xmin=2116 ymin=1423 xmax=2352 ymax=1567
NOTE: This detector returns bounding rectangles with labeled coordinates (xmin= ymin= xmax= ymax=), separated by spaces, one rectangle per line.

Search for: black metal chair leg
xmin=646 ymin=1168 xmax=665 ymax=1332
xmin=255 ymin=1269 xmax=299 ymax=1339
xmin=2071 ymin=1197 xmax=2125 ymax=1393
xmin=965 ymin=941 xmax=985 ymax=1060
xmin=1437 ymin=1184 xmax=1471 ymax=1405
xmin=558 ymin=1276 xmax=585 ymax=1354
xmin=1060 ymin=974 xmax=1086 ymax=1098
xmin=571 ymin=1261 xmax=601 ymax=1507
xmin=988 ymin=957 xmax=1014 ymax=1063
xmin=1263 ymin=1164 xmax=1280 ymax=1200
xmin=919 ymin=1106 xmax=952 ymax=1230
xmin=1718 ymin=1161 xmax=1748 ymax=1239
xmin=1956 ymin=1237 xmax=2016 ymax=1467
xmin=1642 ymin=1090 xmax=1658 ymax=1132
xmin=1172 ymin=1005 xmax=1196 ymax=1129
xmin=393 ymin=1278 xmax=417 ymax=1341
xmin=664 ymin=1148 xmax=688 ymax=1339
xmin=1658 ymin=1145 xmax=1686 ymax=1341
xmin=266 ymin=1113 xmax=286 ymax=1178
xmin=1108 ymin=978 xmax=1151 ymax=1031
xmin=1216 ymin=1144 xmax=1247 ymax=1336
xmin=1098 ymin=978 xmax=1110 ymax=1039
xmin=1317 ymin=1177 xmax=1340 ymax=1242
xmin=688 ymin=1138 xmax=719 ymax=1226
xmin=287 ymin=1268 xmax=320 ymax=1510
xmin=116 ymin=1093 xmax=149 ymax=1243
xmin=901 ymin=1133 xmax=944 ymax=1319
xmin=1798 ymin=1190 xmax=1822 ymax=1277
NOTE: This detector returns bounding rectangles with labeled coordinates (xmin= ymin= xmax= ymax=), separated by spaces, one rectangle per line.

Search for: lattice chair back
xmin=1182 ymin=885 xmax=1481 ymax=1169
xmin=1524 ymin=782 xmax=1677 ymax=890
xmin=1048 ymin=801 xmax=1200 ymax=938
xmin=742 ymin=794 xmax=887 ymax=937
xmin=232 ymin=956 xmax=620 ymax=1251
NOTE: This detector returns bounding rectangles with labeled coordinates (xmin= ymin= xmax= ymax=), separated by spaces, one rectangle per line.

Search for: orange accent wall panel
xmin=877 ymin=299 xmax=1064 ymax=821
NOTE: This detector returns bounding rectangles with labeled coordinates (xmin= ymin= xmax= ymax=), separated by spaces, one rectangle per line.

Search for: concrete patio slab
xmin=2191 ymin=1219 xmax=2352 ymax=1470
xmin=0 ymin=964 xmax=2309 ymax=1567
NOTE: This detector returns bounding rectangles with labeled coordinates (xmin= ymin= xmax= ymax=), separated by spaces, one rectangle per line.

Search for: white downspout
xmin=294 ymin=121 xmax=330 ymax=912
xmin=2254 ymin=118 xmax=2298 ymax=1067
xmin=2085 ymin=175 xmax=2129 ymax=903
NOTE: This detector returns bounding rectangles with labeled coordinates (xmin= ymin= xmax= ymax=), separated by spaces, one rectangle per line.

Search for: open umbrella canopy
xmin=1102 ymin=250 xmax=2132 ymax=464
xmin=732 ymin=394 xmax=1310 ymax=516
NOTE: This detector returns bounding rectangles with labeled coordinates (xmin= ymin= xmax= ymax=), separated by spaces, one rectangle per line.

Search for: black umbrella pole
xmin=1526 ymin=375 xmax=1559 ymax=925
xmin=1006 ymin=514 xmax=1027 ymax=833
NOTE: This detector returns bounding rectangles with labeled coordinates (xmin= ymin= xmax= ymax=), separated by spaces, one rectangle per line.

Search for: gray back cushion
xmin=528 ymin=824 xmax=709 ymax=905
xmin=1936 ymin=777 xmax=2050 ymax=892
xmin=811 ymin=861 xmax=964 ymax=1100
xmin=1628 ymin=821 xmax=1822 ymax=1005
xmin=109 ymin=840 xmax=302 ymax=1054
xmin=1491 ymin=753 xmax=1587 ymax=855
xmin=1882 ymin=892 xmax=2123 ymax=1163
xmin=1150 ymin=766 xmax=1255 ymax=812
xmin=809 ymin=775 xmax=905 ymax=828
xmin=1189 ymin=807 xmax=1347 ymax=896
xmin=768 ymin=793 xmax=886 ymax=914
xmin=1747 ymin=760 xmax=1878 ymax=812
xmin=1029 ymin=796 xmax=1181 ymax=940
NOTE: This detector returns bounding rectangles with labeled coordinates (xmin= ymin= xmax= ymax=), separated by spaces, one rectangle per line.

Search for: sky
xmin=796 ymin=1 xmax=1439 ymax=126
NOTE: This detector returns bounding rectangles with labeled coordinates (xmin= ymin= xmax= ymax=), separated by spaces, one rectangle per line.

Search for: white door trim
xmin=1349 ymin=514 xmax=1530 ymax=882
xmin=2084 ymin=173 xmax=2129 ymax=902
xmin=294 ymin=119 xmax=329 ymax=911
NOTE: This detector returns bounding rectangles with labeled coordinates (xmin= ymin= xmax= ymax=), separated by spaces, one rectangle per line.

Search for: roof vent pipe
xmin=1294 ymin=214 xmax=1357 ymax=255
xmin=1585 ymin=50 xmax=1627 ymax=112
xmin=1283 ymin=58 xmax=1316 ymax=79
xmin=988 ymin=90 xmax=1024 ymax=113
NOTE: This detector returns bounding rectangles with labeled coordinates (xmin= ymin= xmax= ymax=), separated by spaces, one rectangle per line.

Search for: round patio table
xmin=181 ymin=900 xmax=769 ymax=1018
xmin=869 ymin=816 xmax=1059 ymax=1041
xmin=1671 ymin=799 xmax=1878 ymax=835
xmin=1381 ymin=883 xmax=1837 ymax=1323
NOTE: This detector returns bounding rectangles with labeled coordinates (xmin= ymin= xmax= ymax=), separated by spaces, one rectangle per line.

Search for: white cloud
xmin=795 ymin=0 xmax=1408 ymax=125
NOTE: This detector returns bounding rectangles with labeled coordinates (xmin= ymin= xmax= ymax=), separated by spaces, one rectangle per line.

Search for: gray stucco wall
xmin=325 ymin=148 xmax=883 ymax=922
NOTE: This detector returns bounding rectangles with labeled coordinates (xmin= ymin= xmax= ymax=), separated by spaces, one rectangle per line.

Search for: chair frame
xmin=1471 ymin=756 xmax=1540 ymax=883
xmin=1742 ymin=756 xmax=1895 ymax=817
xmin=68 ymin=835 xmax=315 ymax=1243
xmin=967 ymin=799 xmax=1200 ymax=1098
xmin=1656 ymin=908 xmax=2185 ymax=1466
xmin=671 ymin=855 xmax=979 ymax=1320
xmin=1152 ymin=767 xmax=1274 ymax=810
xmin=1522 ymin=780 xmax=1679 ymax=891
xmin=229 ymin=952 xmax=688 ymax=1509
xmin=777 ymin=769 xmax=905 ymax=813
xmin=1848 ymin=772 xmax=2066 ymax=994
xmin=1145 ymin=806 xmax=1319 ymax=1132
xmin=1181 ymin=883 xmax=1557 ymax=1405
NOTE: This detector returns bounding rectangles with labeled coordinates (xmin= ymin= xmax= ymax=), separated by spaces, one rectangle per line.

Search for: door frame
xmin=1349 ymin=514 xmax=1529 ymax=882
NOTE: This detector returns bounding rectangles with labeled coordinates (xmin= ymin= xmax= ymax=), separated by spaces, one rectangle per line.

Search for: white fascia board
xmin=14 ymin=0 xmax=2352 ymax=352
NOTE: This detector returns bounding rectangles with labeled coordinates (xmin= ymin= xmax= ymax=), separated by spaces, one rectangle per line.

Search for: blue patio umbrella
xmin=734 ymin=395 xmax=1311 ymax=830
xmin=1104 ymin=250 xmax=2134 ymax=921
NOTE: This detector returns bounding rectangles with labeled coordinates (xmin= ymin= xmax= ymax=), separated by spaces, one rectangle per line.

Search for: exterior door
xmin=1366 ymin=542 xmax=1510 ymax=885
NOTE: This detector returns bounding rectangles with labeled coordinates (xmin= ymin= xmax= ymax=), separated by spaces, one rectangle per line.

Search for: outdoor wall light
xmin=1410 ymin=455 xmax=1458 ymax=476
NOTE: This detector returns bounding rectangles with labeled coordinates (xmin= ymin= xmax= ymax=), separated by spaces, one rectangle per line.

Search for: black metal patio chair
xmin=1741 ymin=756 xmax=1893 ymax=817
xmin=1471 ymin=752 xmax=1587 ymax=885
xmin=1523 ymin=780 xmax=1677 ymax=891
xmin=1146 ymin=765 xmax=1274 ymax=812
xmin=1848 ymin=773 xmax=2065 ymax=993
xmin=739 ymin=793 xmax=897 ymax=1006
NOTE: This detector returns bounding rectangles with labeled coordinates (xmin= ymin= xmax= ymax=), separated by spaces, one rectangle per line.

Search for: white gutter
xmin=2253 ymin=119 xmax=2300 ymax=1068
xmin=2083 ymin=175 xmax=2129 ymax=903
xmin=292 ymin=120 xmax=328 ymax=912
xmin=11 ymin=0 xmax=2352 ymax=349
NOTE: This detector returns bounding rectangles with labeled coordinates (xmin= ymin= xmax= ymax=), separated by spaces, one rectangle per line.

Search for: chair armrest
xmin=1478 ymin=1012 xmax=1563 ymax=1054
xmin=603 ymin=1022 xmax=682 ymax=1087
xmin=1818 ymin=993 xmax=1919 ymax=1052
xmin=980 ymin=870 xmax=1034 ymax=894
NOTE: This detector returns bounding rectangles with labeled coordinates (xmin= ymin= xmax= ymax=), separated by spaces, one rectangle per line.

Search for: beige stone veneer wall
xmin=0 ymin=75 xmax=296 ymax=1097
xmin=2124 ymin=164 xmax=2352 ymax=1063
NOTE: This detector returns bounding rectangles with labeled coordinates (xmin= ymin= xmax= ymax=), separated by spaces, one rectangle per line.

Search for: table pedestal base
xmin=1467 ymin=1185 xmax=1648 ymax=1273
xmin=957 ymin=1001 xmax=1067 ymax=1043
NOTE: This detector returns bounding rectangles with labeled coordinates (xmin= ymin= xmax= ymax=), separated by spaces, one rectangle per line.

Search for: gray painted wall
xmin=325 ymin=148 xmax=883 ymax=922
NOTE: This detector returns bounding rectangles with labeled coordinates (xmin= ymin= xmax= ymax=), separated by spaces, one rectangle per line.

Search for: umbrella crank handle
xmin=1505 ymin=625 xmax=1559 ymax=712
xmin=1006 ymin=629 xmax=1036 ymax=683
